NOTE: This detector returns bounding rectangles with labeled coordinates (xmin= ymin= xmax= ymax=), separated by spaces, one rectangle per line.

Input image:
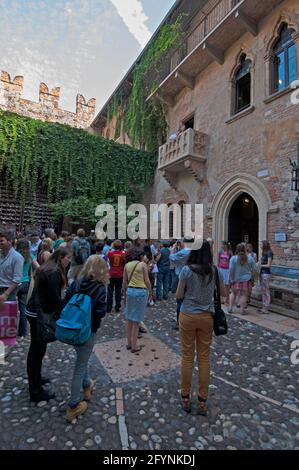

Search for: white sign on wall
xmin=274 ymin=233 xmax=287 ymax=242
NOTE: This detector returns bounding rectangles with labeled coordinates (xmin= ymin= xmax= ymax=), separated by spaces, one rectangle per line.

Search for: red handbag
xmin=0 ymin=301 xmax=19 ymax=346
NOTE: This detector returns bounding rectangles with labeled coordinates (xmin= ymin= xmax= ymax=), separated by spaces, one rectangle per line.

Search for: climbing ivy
xmin=0 ymin=110 xmax=156 ymax=223
xmin=107 ymin=15 xmax=185 ymax=153
xmin=107 ymin=91 xmax=126 ymax=124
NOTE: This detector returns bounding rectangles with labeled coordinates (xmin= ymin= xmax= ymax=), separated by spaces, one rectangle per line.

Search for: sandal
xmin=259 ymin=309 xmax=269 ymax=315
xmin=181 ymin=396 xmax=192 ymax=413
xmin=131 ymin=347 xmax=142 ymax=354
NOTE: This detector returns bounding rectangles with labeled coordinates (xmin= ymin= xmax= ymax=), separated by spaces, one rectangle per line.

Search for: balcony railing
xmin=174 ymin=0 xmax=241 ymax=70
xmin=158 ymin=128 xmax=207 ymax=170
xmin=150 ymin=0 xmax=242 ymax=93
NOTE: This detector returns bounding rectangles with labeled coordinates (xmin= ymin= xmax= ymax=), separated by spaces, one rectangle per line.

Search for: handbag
xmin=30 ymin=287 xmax=58 ymax=344
xmin=36 ymin=309 xmax=59 ymax=344
xmin=213 ymin=267 xmax=228 ymax=336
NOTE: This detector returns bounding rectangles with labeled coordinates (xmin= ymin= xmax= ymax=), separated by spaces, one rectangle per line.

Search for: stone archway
xmin=210 ymin=173 xmax=277 ymax=258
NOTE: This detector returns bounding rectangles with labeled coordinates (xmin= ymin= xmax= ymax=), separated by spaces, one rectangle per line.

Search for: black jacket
xmin=64 ymin=278 xmax=107 ymax=333
xmin=27 ymin=269 xmax=64 ymax=315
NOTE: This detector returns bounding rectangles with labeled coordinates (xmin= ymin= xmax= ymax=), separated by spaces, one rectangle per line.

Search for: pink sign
xmin=0 ymin=301 xmax=19 ymax=346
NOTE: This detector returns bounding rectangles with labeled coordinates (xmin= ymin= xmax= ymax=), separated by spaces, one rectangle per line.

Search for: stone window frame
xmin=176 ymin=110 xmax=196 ymax=133
xmin=182 ymin=112 xmax=195 ymax=130
xmin=264 ymin=14 xmax=299 ymax=103
xmin=228 ymin=48 xmax=255 ymax=121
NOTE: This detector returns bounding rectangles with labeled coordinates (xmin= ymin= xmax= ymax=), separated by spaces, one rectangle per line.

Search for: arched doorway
xmin=210 ymin=173 xmax=277 ymax=261
xmin=228 ymin=193 xmax=259 ymax=254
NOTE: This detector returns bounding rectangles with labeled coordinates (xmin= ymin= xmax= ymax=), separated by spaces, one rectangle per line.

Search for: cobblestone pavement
xmin=0 ymin=296 xmax=298 ymax=450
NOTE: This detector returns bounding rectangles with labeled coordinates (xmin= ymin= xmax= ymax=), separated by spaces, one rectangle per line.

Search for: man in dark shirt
xmin=156 ymin=241 xmax=171 ymax=301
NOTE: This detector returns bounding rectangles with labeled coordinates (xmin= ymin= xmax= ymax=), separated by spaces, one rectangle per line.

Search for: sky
xmin=0 ymin=0 xmax=176 ymax=114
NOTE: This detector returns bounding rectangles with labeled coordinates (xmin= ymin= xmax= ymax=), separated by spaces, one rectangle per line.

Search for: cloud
xmin=0 ymin=0 xmax=162 ymax=111
xmin=109 ymin=0 xmax=151 ymax=48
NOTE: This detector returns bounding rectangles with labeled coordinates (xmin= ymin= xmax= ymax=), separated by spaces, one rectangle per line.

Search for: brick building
xmin=92 ymin=0 xmax=299 ymax=318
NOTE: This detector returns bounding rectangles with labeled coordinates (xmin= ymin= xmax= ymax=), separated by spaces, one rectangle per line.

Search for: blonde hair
xmin=42 ymin=238 xmax=52 ymax=250
xmin=79 ymin=255 xmax=109 ymax=285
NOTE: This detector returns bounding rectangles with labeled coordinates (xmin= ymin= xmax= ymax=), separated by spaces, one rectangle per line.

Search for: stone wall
xmin=0 ymin=71 xmax=96 ymax=128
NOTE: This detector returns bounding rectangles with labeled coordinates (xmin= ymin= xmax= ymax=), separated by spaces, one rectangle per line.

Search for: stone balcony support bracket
xmin=202 ymin=42 xmax=224 ymax=65
xmin=162 ymin=170 xmax=178 ymax=190
xmin=175 ymin=71 xmax=195 ymax=90
xmin=184 ymin=160 xmax=204 ymax=182
xmin=156 ymin=91 xmax=175 ymax=107
xmin=234 ymin=9 xmax=258 ymax=37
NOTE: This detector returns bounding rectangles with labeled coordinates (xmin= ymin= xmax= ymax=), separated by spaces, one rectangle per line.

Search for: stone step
xmin=249 ymin=298 xmax=299 ymax=321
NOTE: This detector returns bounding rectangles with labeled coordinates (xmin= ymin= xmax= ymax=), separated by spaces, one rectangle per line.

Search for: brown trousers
xmin=179 ymin=312 xmax=214 ymax=400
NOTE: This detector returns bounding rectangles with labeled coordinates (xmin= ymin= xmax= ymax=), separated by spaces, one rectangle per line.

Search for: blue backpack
xmin=55 ymin=293 xmax=92 ymax=345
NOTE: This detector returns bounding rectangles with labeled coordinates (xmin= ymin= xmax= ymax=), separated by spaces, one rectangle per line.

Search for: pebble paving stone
xmin=0 ymin=295 xmax=298 ymax=450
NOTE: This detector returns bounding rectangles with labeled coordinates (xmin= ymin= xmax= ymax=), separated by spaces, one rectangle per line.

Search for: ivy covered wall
xmin=103 ymin=15 xmax=185 ymax=152
xmin=0 ymin=110 xmax=157 ymax=227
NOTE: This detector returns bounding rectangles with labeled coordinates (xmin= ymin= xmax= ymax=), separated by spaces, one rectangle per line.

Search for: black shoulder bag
xmin=213 ymin=267 xmax=228 ymax=336
xmin=32 ymin=287 xmax=59 ymax=344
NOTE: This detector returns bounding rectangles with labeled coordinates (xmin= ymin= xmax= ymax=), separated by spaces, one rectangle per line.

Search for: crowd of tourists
xmin=0 ymin=226 xmax=273 ymax=419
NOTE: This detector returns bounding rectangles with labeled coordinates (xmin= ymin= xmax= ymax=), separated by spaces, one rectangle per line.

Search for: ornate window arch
xmin=232 ymin=52 xmax=252 ymax=114
xmin=270 ymin=22 xmax=297 ymax=93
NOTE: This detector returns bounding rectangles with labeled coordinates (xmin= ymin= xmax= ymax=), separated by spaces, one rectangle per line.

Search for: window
xmin=183 ymin=116 xmax=194 ymax=130
xmin=179 ymin=202 xmax=185 ymax=238
xmin=272 ymin=24 xmax=296 ymax=93
xmin=168 ymin=208 xmax=174 ymax=239
xmin=168 ymin=202 xmax=185 ymax=239
xmin=234 ymin=54 xmax=252 ymax=114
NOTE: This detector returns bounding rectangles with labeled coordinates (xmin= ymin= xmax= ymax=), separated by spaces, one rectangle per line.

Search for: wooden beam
xmin=235 ymin=9 xmax=258 ymax=37
xmin=175 ymin=71 xmax=195 ymax=90
xmin=202 ymin=42 xmax=224 ymax=65
xmin=157 ymin=92 xmax=175 ymax=107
